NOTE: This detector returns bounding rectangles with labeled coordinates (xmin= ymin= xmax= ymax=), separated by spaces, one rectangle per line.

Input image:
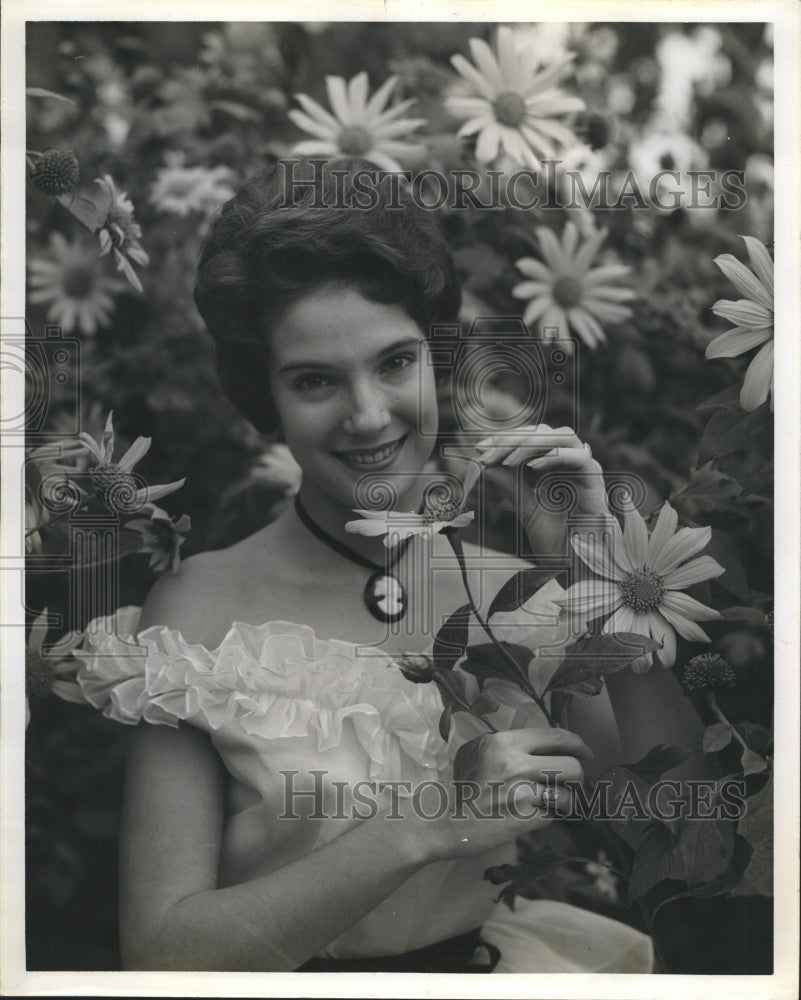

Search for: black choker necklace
xmin=293 ymin=496 xmax=412 ymax=624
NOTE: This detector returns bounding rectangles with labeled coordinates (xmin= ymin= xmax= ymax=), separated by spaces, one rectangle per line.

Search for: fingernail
xmin=527 ymin=458 xmax=545 ymax=467
xmin=475 ymin=438 xmax=493 ymax=448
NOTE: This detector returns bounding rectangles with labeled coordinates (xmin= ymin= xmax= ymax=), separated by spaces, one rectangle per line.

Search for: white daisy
xmin=288 ymin=71 xmax=426 ymax=171
xmin=79 ymin=411 xmax=185 ymax=512
xmin=445 ymin=25 xmax=584 ymax=169
xmin=346 ymin=466 xmax=481 ymax=548
xmin=512 ymin=221 xmax=635 ymax=347
xmin=706 ymin=236 xmax=774 ymax=412
xmin=556 ymin=501 xmax=724 ymax=672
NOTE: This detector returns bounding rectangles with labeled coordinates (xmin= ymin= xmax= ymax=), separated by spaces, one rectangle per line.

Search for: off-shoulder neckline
xmin=131 ymin=610 xmax=403 ymax=660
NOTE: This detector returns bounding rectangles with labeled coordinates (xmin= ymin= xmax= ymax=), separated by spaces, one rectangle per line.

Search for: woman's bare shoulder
xmin=137 ymin=528 xmax=279 ymax=648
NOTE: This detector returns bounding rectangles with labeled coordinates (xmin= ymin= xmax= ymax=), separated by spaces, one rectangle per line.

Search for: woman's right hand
xmin=414 ymin=727 xmax=593 ymax=862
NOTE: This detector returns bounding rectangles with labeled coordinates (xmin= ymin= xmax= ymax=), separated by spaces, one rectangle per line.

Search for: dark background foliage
xmin=25 ymin=20 xmax=773 ymax=973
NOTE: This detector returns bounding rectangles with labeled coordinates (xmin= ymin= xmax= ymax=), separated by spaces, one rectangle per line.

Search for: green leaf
xmin=696 ymin=384 xmax=742 ymax=413
xmin=698 ymin=405 xmax=770 ymax=464
xmin=621 ymin=744 xmax=694 ymax=785
xmin=461 ymin=642 xmax=532 ymax=689
xmin=26 ymin=86 xmax=75 ymax=103
xmin=487 ymin=567 xmax=559 ymax=617
xmin=438 ymin=704 xmax=453 ymax=742
xmin=702 ymin=722 xmax=733 ymax=753
xmin=484 ymin=846 xmax=572 ymax=907
xmin=732 ymin=774 xmax=772 ymax=896
xmin=741 ymin=749 xmax=768 ymax=775
xmin=669 ymin=816 xmax=736 ymax=887
xmin=627 ymin=821 xmax=676 ymax=903
xmin=669 ymin=462 xmax=744 ymax=521
xmin=432 ymin=603 xmax=471 ymax=670
xmin=453 ymin=734 xmax=485 ymax=782
xmin=543 ymin=632 xmax=661 ymax=698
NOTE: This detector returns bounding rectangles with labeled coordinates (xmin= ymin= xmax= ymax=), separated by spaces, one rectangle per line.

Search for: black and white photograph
xmin=2 ymin=2 xmax=799 ymax=997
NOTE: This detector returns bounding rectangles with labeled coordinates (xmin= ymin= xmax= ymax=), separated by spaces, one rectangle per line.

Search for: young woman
xmin=70 ymin=159 xmax=701 ymax=973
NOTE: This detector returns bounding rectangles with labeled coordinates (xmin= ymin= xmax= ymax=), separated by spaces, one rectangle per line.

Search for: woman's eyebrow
xmin=278 ymin=337 xmax=423 ymax=374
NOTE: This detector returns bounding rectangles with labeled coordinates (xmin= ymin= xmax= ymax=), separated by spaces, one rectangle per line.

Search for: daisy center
xmin=26 ymin=650 xmax=53 ymax=698
xmin=552 ymin=276 xmax=583 ymax=308
xmin=619 ymin=569 xmax=666 ymax=613
xmin=493 ymin=91 xmax=527 ymax=127
xmin=63 ymin=264 xmax=96 ymax=299
xmin=422 ymin=497 xmax=462 ymax=524
xmin=337 ymin=125 xmax=373 ymax=156
xmin=90 ymin=464 xmax=137 ymax=508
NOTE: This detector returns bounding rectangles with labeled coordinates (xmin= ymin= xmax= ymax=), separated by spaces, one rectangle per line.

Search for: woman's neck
xmin=295 ymin=477 xmax=427 ymax=566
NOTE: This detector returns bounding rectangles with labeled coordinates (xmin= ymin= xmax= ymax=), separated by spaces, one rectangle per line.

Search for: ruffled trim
xmin=70 ymin=608 xmax=450 ymax=780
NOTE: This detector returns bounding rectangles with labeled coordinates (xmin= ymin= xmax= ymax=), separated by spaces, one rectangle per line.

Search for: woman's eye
xmin=381 ymin=353 xmax=416 ymax=375
xmin=294 ymin=374 xmax=331 ymax=391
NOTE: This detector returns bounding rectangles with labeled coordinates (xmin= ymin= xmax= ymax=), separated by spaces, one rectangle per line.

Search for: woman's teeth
xmin=338 ymin=438 xmax=403 ymax=466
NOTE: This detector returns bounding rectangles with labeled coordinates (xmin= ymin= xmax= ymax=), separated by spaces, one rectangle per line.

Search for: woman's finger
xmin=526 ymin=447 xmax=599 ymax=471
xmin=496 ymin=726 xmax=594 ymax=759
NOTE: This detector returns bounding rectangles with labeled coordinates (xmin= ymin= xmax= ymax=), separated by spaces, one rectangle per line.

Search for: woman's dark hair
xmin=194 ymin=158 xmax=461 ymax=433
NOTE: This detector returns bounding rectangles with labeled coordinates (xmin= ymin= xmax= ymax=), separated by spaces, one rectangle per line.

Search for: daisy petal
xmin=136 ymin=479 xmax=186 ymax=504
xmin=712 ymin=298 xmax=773 ymax=329
xmin=740 ymin=339 xmax=774 ymax=411
xmin=516 ymin=257 xmax=555 ymax=282
xmin=742 ymin=236 xmax=774 ymax=298
xmin=557 ymin=580 xmax=622 ymax=618
xmin=713 ymin=253 xmax=773 ymax=311
xmin=571 ymin=532 xmax=623 ymax=580
xmin=661 ymin=590 xmax=721 ymax=622
xmin=325 ymin=75 xmax=353 ymax=126
xmin=450 ymin=53 xmax=496 ymax=101
xmin=622 ymin=503 xmax=649 ymax=568
xmin=705 ymin=326 xmax=772 ymax=359
xmin=468 ymin=37 xmax=505 ymax=92
xmin=365 ymin=74 xmax=399 ymax=116
xmin=294 ymin=92 xmax=343 ymax=133
xmin=537 ymin=227 xmax=568 ymax=270
xmin=657 ymin=604 xmax=712 ymax=643
xmin=475 ymin=124 xmax=501 ymax=163
xmin=662 ymin=555 xmax=725 ymax=590
xmin=646 ymin=502 xmax=678 ymax=567
xmin=650 ymin=525 xmax=712 ymax=576
xmin=567 ymin=308 xmax=605 ymax=348
xmin=117 ymin=436 xmax=151 ymax=472
xmin=287 ymin=109 xmax=338 ymax=141
xmin=345 ymin=518 xmax=392 ymax=537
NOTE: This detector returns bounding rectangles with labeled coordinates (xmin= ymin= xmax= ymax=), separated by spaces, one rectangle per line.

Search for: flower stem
xmin=444 ymin=529 xmax=558 ymax=728
xmin=705 ymin=691 xmax=749 ymax=752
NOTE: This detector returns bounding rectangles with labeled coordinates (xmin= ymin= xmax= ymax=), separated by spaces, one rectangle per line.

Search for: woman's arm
xmin=120 ymin=719 xmax=591 ymax=971
xmin=119 ymin=720 xmax=433 ymax=971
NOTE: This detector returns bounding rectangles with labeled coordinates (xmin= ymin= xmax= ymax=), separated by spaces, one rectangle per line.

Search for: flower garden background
xmin=24 ymin=21 xmax=773 ymax=972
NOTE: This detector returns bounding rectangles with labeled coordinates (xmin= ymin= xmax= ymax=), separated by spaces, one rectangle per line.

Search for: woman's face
xmin=268 ymin=285 xmax=439 ymax=510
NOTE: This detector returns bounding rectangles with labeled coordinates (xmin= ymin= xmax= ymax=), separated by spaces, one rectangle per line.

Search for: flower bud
xmin=395 ymin=653 xmax=436 ymax=684
xmin=681 ymin=653 xmax=737 ymax=692
xmin=30 ymin=149 xmax=80 ymax=195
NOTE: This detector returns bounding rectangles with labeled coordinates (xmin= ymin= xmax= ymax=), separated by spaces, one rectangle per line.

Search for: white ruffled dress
xmin=68 ymin=604 xmax=653 ymax=973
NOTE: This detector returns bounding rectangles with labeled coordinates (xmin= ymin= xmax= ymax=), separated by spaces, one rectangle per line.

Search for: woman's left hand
xmin=475 ymin=424 xmax=611 ymax=559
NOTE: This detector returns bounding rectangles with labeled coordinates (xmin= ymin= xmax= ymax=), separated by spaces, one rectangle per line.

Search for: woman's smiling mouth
xmin=333 ymin=435 xmax=407 ymax=469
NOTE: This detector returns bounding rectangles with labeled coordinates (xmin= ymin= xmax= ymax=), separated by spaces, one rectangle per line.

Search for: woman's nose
xmin=342 ymin=384 xmax=391 ymax=436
